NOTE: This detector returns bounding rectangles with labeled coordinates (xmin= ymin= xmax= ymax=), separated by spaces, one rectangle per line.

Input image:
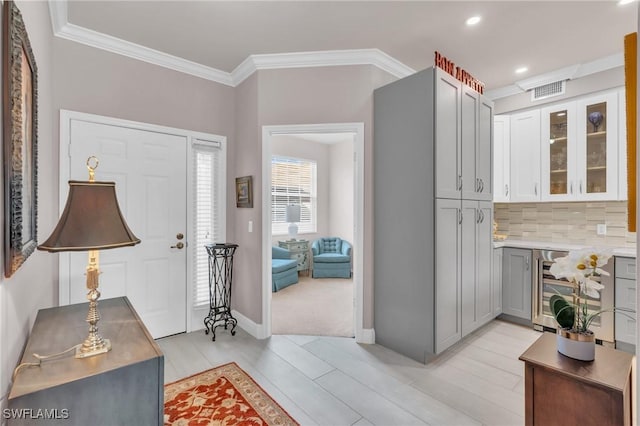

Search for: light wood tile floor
xmin=157 ymin=319 xmax=541 ymax=426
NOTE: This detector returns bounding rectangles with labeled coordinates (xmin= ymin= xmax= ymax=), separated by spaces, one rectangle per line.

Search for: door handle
xmin=171 ymin=242 xmax=185 ymax=249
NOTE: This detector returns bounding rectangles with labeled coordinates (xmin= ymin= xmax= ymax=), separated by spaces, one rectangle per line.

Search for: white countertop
xmin=493 ymin=239 xmax=636 ymax=258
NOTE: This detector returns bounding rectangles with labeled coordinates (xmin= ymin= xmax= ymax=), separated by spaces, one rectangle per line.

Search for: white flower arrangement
xmin=549 ymin=248 xmax=633 ymax=334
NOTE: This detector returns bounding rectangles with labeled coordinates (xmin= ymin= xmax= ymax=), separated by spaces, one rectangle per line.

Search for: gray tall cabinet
xmin=373 ymin=66 xmax=494 ymax=363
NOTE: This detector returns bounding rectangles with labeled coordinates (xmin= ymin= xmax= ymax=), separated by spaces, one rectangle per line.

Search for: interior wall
xmin=271 ymin=135 xmax=329 ymax=242
xmin=237 ymin=64 xmax=397 ymax=330
xmin=0 ymin=0 xmax=56 ymax=409
xmin=51 ymin=37 xmax=237 ymax=240
xmin=329 ymin=139 xmax=355 ymax=243
xmin=232 ymin=73 xmax=262 ymax=323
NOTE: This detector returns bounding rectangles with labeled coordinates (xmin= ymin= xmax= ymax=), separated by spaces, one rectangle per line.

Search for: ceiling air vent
xmin=531 ymin=80 xmax=565 ymax=101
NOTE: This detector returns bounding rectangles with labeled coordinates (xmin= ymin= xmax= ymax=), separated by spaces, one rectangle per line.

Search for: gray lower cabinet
xmin=502 ymin=247 xmax=532 ymax=321
xmin=493 ymin=248 xmax=503 ymax=317
xmin=615 ymin=257 xmax=636 ymax=350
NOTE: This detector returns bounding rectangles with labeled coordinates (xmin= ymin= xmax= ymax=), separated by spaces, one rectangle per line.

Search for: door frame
xmin=59 ymin=109 xmax=226 ymax=334
xmin=261 ymin=122 xmax=366 ymax=341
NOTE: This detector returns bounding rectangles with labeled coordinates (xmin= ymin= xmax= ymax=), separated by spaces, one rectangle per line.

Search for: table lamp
xmin=285 ymin=204 xmax=300 ymax=240
xmin=37 ymin=157 xmax=140 ymax=358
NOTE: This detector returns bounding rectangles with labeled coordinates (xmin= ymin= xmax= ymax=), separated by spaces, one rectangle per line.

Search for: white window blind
xmin=193 ymin=141 xmax=223 ymax=307
xmin=271 ymin=155 xmax=317 ymax=235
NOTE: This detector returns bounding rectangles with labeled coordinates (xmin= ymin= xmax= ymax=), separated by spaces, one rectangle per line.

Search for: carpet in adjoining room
xmin=271 ymin=276 xmax=354 ymax=337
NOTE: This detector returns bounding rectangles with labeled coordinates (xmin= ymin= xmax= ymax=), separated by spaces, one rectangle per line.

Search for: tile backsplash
xmin=494 ymin=201 xmax=636 ymax=248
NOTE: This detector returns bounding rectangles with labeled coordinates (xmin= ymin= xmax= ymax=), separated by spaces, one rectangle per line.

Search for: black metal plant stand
xmin=203 ymin=243 xmax=238 ymax=341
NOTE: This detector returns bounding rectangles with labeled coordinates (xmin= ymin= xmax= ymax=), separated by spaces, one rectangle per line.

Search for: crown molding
xmin=48 ymin=0 xmax=68 ymax=34
xmin=53 ymin=22 xmax=234 ymax=86
xmin=48 ymin=1 xmax=413 ymax=87
xmin=231 ymin=49 xmax=415 ymax=86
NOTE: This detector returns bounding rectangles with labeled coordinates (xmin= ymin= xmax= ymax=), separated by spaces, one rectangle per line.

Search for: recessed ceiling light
xmin=515 ymin=67 xmax=528 ymax=74
xmin=618 ymin=0 xmax=636 ymax=5
xmin=466 ymin=16 xmax=481 ymax=26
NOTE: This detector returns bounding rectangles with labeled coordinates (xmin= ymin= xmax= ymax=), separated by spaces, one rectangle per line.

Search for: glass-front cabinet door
xmin=576 ymin=92 xmax=618 ymax=200
xmin=541 ymin=102 xmax=576 ymax=201
xmin=541 ymin=92 xmax=619 ymax=201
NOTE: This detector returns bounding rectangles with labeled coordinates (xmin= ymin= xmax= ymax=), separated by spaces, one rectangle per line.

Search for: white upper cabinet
xmin=510 ymin=109 xmax=541 ymax=202
xmin=575 ymin=92 xmax=619 ymax=200
xmin=493 ymin=115 xmax=510 ymax=202
xmin=541 ymin=101 xmax=577 ymax=201
xmin=501 ymin=88 xmax=623 ymax=203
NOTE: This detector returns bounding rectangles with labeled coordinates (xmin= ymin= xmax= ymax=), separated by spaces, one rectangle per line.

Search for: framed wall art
xmin=3 ymin=0 xmax=38 ymax=278
xmin=235 ymin=176 xmax=253 ymax=208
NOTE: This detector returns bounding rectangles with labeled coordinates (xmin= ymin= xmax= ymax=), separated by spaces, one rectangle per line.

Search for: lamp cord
xmin=12 ymin=344 xmax=81 ymax=381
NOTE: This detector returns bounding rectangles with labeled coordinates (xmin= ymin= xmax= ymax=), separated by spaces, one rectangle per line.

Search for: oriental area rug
xmin=164 ymin=362 xmax=299 ymax=426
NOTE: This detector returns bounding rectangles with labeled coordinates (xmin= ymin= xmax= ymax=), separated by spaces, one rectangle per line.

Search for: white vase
xmin=556 ymin=328 xmax=595 ymax=361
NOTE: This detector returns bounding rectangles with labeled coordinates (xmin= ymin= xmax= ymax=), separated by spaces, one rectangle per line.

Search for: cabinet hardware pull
xmin=534 ymin=183 xmax=538 ymax=196
xmin=476 ymin=209 xmax=480 ymax=223
xmin=505 ymin=184 xmax=509 ymax=196
xmin=458 ymin=209 xmax=463 ymax=225
xmin=580 ymin=181 xmax=583 ymax=193
xmin=476 ymin=178 xmax=480 ymax=192
xmin=526 ymin=256 xmax=530 ymax=271
xmin=570 ymin=182 xmax=573 ymax=194
xmin=480 ymin=179 xmax=484 ymax=192
xmin=480 ymin=210 xmax=485 ymax=223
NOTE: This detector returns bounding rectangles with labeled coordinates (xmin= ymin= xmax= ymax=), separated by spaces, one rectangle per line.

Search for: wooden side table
xmin=519 ymin=332 xmax=634 ymax=426
xmin=278 ymin=239 xmax=310 ymax=275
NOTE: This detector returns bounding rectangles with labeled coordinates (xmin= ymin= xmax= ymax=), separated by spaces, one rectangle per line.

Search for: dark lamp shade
xmin=38 ymin=181 xmax=140 ymax=252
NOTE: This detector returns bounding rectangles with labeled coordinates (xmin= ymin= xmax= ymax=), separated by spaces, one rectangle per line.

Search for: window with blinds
xmin=272 ymin=156 xmax=317 ymax=235
xmin=193 ymin=141 xmax=224 ymax=307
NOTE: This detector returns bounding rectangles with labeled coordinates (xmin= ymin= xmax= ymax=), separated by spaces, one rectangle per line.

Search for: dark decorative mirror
xmin=3 ymin=0 xmax=38 ymax=277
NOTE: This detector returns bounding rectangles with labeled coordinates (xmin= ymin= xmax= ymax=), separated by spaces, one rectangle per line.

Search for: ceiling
xmin=65 ymin=1 xmax=637 ymax=91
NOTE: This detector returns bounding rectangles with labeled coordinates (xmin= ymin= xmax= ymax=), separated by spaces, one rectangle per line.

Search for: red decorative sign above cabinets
xmin=434 ymin=51 xmax=485 ymax=94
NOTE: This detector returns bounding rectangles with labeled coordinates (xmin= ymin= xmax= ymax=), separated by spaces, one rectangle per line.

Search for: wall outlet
xmin=596 ymin=224 xmax=607 ymax=236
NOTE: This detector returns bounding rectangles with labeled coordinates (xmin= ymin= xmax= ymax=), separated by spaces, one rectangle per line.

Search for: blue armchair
xmin=311 ymin=237 xmax=352 ymax=278
xmin=272 ymin=246 xmax=298 ymax=292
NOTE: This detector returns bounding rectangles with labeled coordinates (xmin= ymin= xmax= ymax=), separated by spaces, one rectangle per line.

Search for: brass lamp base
xmin=75 ymin=338 xmax=111 ymax=359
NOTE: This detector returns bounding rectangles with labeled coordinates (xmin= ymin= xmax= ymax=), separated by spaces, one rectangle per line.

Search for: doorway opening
xmin=262 ymin=123 xmax=365 ymax=341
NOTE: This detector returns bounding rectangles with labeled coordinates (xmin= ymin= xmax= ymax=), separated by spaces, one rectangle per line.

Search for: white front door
xmin=65 ymin=118 xmax=187 ymax=338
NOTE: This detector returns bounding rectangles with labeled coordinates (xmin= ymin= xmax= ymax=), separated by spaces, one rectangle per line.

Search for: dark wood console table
xmin=8 ymin=297 xmax=164 ymax=425
xmin=519 ymin=332 xmax=633 ymax=426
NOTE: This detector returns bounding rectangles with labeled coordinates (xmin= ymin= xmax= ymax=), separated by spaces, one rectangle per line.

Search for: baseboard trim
xmin=357 ymin=328 xmax=375 ymax=344
xmin=232 ymin=310 xmax=268 ymax=339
